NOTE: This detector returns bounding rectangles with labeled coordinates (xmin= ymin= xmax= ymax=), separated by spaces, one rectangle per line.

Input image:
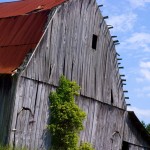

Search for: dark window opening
xmin=92 ymin=34 xmax=98 ymax=50
xmin=122 ymin=141 xmax=129 ymax=150
xmin=111 ymin=89 xmax=114 ymax=104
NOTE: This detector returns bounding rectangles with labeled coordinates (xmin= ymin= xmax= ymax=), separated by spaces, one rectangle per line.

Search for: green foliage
xmin=141 ymin=121 xmax=146 ymax=128
xmin=0 ymin=145 xmax=26 ymax=150
xmin=48 ymin=76 xmax=86 ymax=150
xmin=141 ymin=121 xmax=150 ymax=134
xmin=0 ymin=145 xmax=11 ymax=150
xmin=79 ymin=143 xmax=95 ymax=150
xmin=146 ymin=124 xmax=150 ymax=134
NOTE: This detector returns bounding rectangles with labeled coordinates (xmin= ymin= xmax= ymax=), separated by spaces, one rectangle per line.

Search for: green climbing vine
xmin=0 ymin=145 xmax=26 ymax=150
xmin=79 ymin=143 xmax=95 ymax=150
xmin=48 ymin=76 xmax=95 ymax=150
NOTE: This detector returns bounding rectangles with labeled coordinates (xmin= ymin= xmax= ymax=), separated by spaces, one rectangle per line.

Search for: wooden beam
xmin=123 ymin=91 xmax=128 ymax=93
xmin=103 ymin=16 xmax=109 ymax=19
xmin=111 ymin=36 xmax=117 ymax=38
xmin=98 ymin=5 xmax=103 ymax=7
xmin=117 ymin=58 xmax=122 ymax=60
xmin=121 ymin=79 xmax=126 ymax=82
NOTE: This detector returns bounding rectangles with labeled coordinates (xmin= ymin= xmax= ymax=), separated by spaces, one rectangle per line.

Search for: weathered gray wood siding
xmin=22 ymin=0 xmax=126 ymax=109
xmin=128 ymin=144 xmax=149 ymax=150
xmin=0 ymin=75 xmax=17 ymax=144
xmin=9 ymin=77 xmax=52 ymax=150
xmin=123 ymin=112 xmax=150 ymax=148
xmin=7 ymin=0 xmax=141 ymax=149
xmin=76 ymin=96 xmax=125 ymax=150
xmin=9 ymin=76 xmax=125 ymax=150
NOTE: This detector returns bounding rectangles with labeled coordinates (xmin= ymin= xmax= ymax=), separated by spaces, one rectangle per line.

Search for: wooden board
xmin=22 ymin=0 xmax=126 ymax=109
xmin=5 ymin=0 xmax=149 ymax=149
xmin=9 ymin=77 xmax=52 ymax=150
xmin=9 ymin=76 xmax=126 ymax=150
xmin=123 ymin=112 xmax=150 ymax=148
xmin=0 ymin=75 xmax=17 ymax=144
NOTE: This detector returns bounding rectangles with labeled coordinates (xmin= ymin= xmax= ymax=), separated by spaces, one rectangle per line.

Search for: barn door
xmin=111 ymin=131 xmax=121 ymax=150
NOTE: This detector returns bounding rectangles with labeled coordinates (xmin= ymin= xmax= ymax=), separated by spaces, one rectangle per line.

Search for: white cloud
xmin=134 ymin=61 xmax=150 ymax=83
xmin=128 ymin=106 xmax=150 ymax=118
xmin=140 ymin=61 xmax=150 ymax=68
xmin=127 ymin=33 xmax=150 ymax=44
xmin=142 ymin=86 xmax=150 ymax=91
xmin=122 ymin=32 xmax=150 ymax=52
xmin=134 ymin=86 xmax=150 ymax=97
xmin=138 ymin=61 xmax=150 ymax=81
xmin=141 ymin=69 xmax=150 ymax=80
xmin=128 ymin=0 xmax=150 ymax=8
xmin=135 ymin=77 xmax=144 ymax=82
xmin=96 ymin=0 xmax=105 ymax=4
xmin=107 ymin=13 xmax=137 ymax=32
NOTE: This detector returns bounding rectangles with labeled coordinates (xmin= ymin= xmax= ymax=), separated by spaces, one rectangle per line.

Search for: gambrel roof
xmin=0 ymin=0 xmax=66 ymax=74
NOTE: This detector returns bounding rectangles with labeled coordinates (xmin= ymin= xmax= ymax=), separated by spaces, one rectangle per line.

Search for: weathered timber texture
xmin=0 ymin=75 xmax=17 ymax=144
xmin=3 ymin=0 xmax=150 ymax=149
xmin=22 ymin=0 xmax=126 ymax=109
xmin=76 ymin=96 xmax=125 ymax=150
xmin=9 ymin=77 xmax=52 ymax=150
xmin=9 ymin=76 xmax=125 ymax=150
xmin=123 ymin=112 xmax=150 ymax=148
xmin=128 ymin=144 xmax=150 ymax=150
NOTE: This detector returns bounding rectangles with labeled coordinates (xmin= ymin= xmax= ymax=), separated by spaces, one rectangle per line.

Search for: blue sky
xmin=1 ymin=0 xmax=150 ymax=123
xmin=0 ymin=0 xmax=18 ymax=2
xmin=97 ymin=0 xmax=150 ymax=124
xmin=0 ymin=0 xmax=20 ymax=2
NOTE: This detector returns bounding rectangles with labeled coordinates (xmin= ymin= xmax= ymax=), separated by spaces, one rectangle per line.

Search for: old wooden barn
xmin=0 ymin=0 xmax=150 ymax=149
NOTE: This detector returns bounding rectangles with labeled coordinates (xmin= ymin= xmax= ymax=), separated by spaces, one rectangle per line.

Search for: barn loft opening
xmin=111 ymin=89 xmax=114 ymax=104
xmin=122 ymin=141 xmax=129 ymax=150
xmin=92 ymin=34 xmax=98 ymax=50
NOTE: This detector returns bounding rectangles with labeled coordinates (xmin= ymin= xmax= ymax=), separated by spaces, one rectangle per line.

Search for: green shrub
xmin=48 ymin=76 xmax=95 ymax=150
xmin=48 ymin=76 xmax=86 ymax=150
xmin=0 ymin=145 xmax=26 ymax=150
xmin=79 ymin=143 xmax=95 ymax=150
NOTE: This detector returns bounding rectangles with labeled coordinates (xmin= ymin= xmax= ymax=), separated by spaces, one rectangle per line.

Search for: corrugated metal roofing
xmin=0 ymin=0 xmax=66 ymax=74
xmin=0 ymin=0 xmax=66 ymax=18
xmin=0 ymin=11 xmax=48 ymax=74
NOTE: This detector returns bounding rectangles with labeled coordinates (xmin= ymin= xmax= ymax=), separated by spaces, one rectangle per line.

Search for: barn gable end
xmin=22 ymin=0 xmax=126 ymax=109
xmin=0 ymin=0 xmax=149 ymax=150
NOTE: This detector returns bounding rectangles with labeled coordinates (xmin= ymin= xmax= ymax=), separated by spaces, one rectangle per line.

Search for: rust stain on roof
xmin=0 ymin=11 xmax=49 ymax=74
xmin=0 ymin=0 xmax=66 ymax=74
xmin=0 ymin=0 xmax=66 ymax=18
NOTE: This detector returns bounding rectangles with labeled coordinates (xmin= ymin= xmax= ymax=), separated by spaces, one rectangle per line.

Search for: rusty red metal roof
xmin=0 ymin=0 xmax=66 ymax=74
xmin=0 ymin=0 xmax=66 ymax=18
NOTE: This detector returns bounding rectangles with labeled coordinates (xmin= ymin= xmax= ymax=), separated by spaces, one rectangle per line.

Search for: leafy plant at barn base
xmin=48 ymin=76 xmax=95 ymax=150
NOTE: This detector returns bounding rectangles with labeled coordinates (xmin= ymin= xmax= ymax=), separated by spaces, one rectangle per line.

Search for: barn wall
xmin=9 ymin=77 xmax=52 ymax=150
xmin=7 ymin=0 xmax=132 ymax=149
xmin=0 ymin=75 xmax=17 ymax=144
xmin=76 ymin=96 xmax=125 ymax=150
xmin=123 ymin=113 xmax=150 ymax=148
xmin=6 ymin=77 xmax=150 ymax=150
xmin=22 ymin=0 xmax=126 ymax=109
xmin=9 ymin=76 xmax=126 ymax=150
xmin=128 ymin=144 xmax=149 ymax=150
xmin=7 ymin=0 xmax=150 ymax=149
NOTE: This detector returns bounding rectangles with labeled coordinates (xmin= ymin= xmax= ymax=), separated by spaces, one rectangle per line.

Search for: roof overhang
xmin=0 ymin=0 xmax=67 ymax=74
xmin=128 ymin=111 xmax=150 ymax=144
